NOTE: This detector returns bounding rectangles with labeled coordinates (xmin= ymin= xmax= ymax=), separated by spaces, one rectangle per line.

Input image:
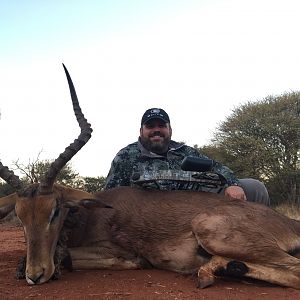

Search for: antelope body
xmin=7 ymin=184 xmax=300 ymax=288
xmin=1 ymin=66 xmax=300 ymax=289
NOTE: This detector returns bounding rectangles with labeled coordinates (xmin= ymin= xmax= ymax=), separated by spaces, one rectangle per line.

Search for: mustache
xmin=149 ymin=131 xmax=165 ymax=138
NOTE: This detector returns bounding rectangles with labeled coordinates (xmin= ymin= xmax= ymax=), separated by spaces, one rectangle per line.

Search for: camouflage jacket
xmin=104 ymin=138 xmax=240 ymax=190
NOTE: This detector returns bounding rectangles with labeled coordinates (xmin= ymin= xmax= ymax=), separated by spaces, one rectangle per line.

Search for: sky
xmin=1 ymin=0 xmax=300 ymax=177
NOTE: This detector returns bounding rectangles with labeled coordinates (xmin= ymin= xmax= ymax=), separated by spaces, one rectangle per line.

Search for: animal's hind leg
xmin=197 ymin=256 xmax=249 ymax=288
xmin=191 ymin=213 xmax=300 ymax=288
xmin=197 ymin=256 xmax=232 ymax=288
xmin=197 ymin=255 xmax=300 ymax=289
xmin=241 ymin=257 xmax=300 ymax=289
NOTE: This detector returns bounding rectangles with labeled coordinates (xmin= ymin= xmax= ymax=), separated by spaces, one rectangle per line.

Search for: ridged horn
xmin=39 ymin=64 xmax=93 ymax=194
xmin=0 ymin=162 xmax=23 ymax=191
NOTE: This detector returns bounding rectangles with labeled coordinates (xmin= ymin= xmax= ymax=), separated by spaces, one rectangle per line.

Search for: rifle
xmin=131 ymin=156 xmax=227 ymax=192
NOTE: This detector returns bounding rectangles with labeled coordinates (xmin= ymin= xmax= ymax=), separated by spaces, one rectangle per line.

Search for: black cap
xmin=141 ymin=108 xmax=170 ymax=125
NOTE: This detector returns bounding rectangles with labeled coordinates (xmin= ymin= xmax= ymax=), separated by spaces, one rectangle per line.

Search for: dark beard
xmin=140 ymin=135 xmax=170 ymax=155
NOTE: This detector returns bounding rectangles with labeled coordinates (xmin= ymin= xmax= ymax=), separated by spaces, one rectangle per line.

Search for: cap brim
xmin=142 ymin=116 xmax=169 ymax=125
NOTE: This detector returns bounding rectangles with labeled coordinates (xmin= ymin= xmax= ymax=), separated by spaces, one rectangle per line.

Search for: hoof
xmin=197 ymin=276 xmax=215 ymax=289
xmin=197 ymin=269 xmax=215 ymax=289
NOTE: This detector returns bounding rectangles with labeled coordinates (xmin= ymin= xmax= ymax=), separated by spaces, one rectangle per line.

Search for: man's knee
xmin=238 ymin=178 xmax=270 ymax=206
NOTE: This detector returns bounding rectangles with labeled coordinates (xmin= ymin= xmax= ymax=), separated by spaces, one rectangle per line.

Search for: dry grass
xmin=275 ymin=203 xmax=300 ymax=221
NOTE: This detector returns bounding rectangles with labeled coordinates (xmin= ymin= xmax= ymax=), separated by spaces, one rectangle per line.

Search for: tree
xmin=82 ymin=176 xmax=106 ymax=193
xmin=0 ymin=158 xmax=106 ymax=196
xmin=13 ymin=159 xmax=83 ymax=188
xmin=197 ymin=92 xmax=300 ymax=205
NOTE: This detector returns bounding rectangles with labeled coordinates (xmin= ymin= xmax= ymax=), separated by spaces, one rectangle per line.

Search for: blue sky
xmin=1 ymin=1 xmax=187 ymax=59
xmin=1 ymin=0 xmax=300 ymax=177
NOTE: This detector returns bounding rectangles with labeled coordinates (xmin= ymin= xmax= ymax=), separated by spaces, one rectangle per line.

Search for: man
xmin=105 ymin=108 xmax=270 ymax=205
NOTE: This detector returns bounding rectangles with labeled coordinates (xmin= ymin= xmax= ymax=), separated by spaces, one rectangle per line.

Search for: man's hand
xmin=225 ymin=186 xmax=247 ymax=201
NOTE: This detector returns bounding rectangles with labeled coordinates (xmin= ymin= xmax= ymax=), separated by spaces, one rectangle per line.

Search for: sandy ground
xmin=1 ymin=223 xmax=300 ymax=300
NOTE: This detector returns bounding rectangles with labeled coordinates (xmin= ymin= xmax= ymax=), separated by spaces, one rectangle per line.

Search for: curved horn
xmin=0 ymin=162 xmax=23 ymax=191
xmin=39 ymin=64 xmax=93 ymax=194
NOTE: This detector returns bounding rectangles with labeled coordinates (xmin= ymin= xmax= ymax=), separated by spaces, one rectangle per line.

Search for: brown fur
xmin=4 ymin=185 xmax=300 ymax=288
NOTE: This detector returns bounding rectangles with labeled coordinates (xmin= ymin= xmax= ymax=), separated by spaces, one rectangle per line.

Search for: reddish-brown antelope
xmin=1 ymin=66 xmax=300 ymax=288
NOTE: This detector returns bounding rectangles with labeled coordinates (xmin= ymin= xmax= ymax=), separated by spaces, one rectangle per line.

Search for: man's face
xmin=140 ymin=119 xmax=172 ymax=154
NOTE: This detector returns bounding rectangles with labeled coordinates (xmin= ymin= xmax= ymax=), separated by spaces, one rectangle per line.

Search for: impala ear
xmin=79 ymin=198 xmax=113 ymax=209
xmin=0 ymin=193 xmax=18 ymax=208
xmin=0 ymin=204 xmax=15 ymax=219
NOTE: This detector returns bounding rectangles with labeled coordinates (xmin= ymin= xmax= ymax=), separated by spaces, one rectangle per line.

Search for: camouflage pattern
xmin=104 ymin=138 xmax=240 ymax=190
xmin=131 ymin=169 xmax=225 ymax=191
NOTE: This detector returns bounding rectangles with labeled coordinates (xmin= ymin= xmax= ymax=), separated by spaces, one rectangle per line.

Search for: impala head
xmin=0 ymin=65 xmax=94 ymax=284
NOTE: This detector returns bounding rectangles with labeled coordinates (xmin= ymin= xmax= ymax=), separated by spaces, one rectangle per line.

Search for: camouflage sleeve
xmin=104 ymin=149 xmax=134 ymax=189
xmin=210 ymin=162 xmax=240 ymax=186
xmin=104 ymin=156 xmax=129 ymax=189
